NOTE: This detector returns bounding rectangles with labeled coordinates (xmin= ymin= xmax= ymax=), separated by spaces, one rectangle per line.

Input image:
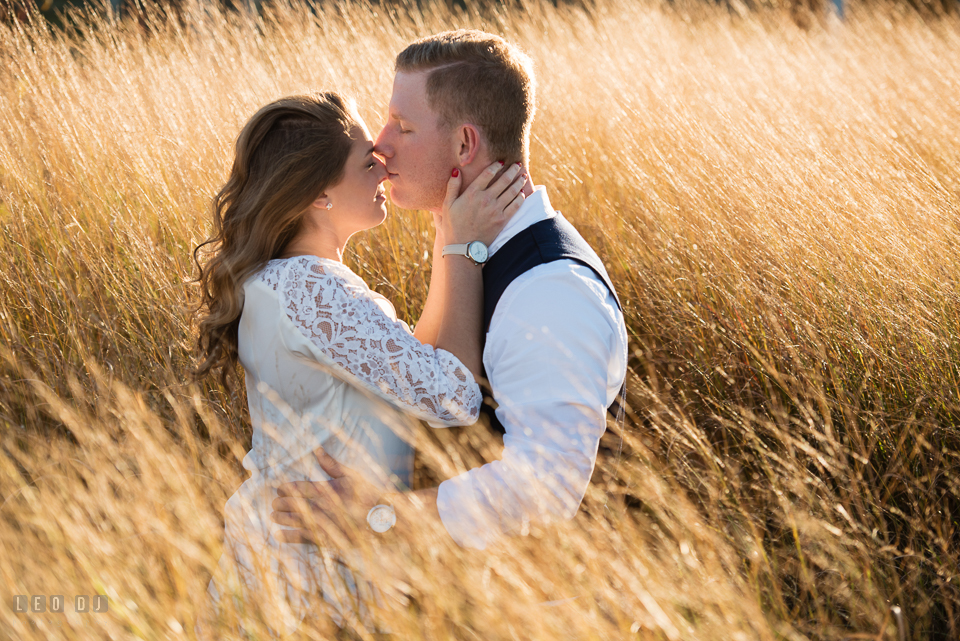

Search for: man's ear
xmin=455 ymin=124 xmax=483 ymax=167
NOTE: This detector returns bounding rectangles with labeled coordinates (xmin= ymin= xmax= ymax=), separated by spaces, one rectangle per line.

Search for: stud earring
xmin=325 ymin=202 xmax=333 ymax=210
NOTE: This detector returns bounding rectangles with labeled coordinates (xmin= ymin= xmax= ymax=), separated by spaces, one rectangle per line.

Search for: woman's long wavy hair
xmin=193 ymin=92 xmax=359 ymax=389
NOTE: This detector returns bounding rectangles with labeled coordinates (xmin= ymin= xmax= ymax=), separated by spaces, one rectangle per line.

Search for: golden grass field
xmin=1 ymin=0 xmax=959 ymax=638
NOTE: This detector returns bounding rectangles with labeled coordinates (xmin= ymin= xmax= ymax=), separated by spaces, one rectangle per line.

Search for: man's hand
xmin=269 ymin=448 xmax=381 ymax=545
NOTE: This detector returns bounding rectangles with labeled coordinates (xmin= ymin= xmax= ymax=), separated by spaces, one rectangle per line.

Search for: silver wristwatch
xmin=442 ymin=241 xmax=489 ymax=266
xmin=366 ymin=504 xmax=396 ymax=533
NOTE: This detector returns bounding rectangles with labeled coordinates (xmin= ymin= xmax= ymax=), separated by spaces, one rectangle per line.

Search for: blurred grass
xmin=1 ymin=0 xmax=959 ymax=638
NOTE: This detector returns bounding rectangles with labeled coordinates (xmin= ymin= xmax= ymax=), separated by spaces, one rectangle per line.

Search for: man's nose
xmin=373 ymin=126 xmax=393 ymax=158
xmin=373 ymin=156 xmax=388 ymax=181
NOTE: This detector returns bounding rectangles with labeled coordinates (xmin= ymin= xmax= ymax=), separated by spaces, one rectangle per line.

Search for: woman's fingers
xmin=442 ymin=167 xmax=462 ymax=213
xmin=472 ymin=160 xmax=505 ymax=192
xmin=496 ymin=169 xmax=527 ymax=209
xmin=441 ymin=160 xmax=525 ymax=245
xmin=504 ymin=189 xmax=527 ymax=219
xmin=487 ymin=162 xmax=524 ymax=199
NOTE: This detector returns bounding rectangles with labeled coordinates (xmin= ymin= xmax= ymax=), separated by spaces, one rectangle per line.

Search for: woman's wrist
xmin=440 ymin=223 xmax=462 ymax=245
xmin=441 ymin=218 xmax=486 ymax=246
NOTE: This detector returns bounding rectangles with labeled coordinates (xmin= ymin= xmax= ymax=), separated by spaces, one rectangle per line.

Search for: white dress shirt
xmin=436 ymin=187 xmax=629 ymax=550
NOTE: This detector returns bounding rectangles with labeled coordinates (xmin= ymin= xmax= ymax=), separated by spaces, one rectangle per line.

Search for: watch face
xmin=468 ymin=242 xmax=488 ymax=264
xmin=367 ymin=505 xmax=396 ymax=533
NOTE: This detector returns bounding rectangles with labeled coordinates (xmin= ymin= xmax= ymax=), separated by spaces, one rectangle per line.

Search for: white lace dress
xmin=204 ymin=256 xmax=481 ymax=637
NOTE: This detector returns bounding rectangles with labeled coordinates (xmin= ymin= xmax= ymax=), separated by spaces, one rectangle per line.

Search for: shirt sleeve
xmin=436 ymin=263 xmax=627 ymax=549
xmin=280 ymin=257 xmax=481 ymax=426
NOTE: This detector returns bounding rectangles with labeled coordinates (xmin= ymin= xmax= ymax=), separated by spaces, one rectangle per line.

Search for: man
xmin=271 ymin=30 xmax=627 ymax=552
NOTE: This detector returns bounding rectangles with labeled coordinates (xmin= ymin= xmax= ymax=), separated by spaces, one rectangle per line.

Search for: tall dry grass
xmin=1 ymin=0 xmax=958 ymax=638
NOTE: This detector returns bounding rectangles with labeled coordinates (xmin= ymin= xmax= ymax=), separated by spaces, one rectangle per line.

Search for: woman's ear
xmin=311 ymin=194 xmax=332 ymax=211
xmin=456 ymin=124 xmax=482 ymax=167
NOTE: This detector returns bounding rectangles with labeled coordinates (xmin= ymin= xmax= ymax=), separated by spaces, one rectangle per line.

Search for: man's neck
xmin=488 ymin=183 xmax=550 ymax=257
xmin=460 ymin=163 xmax=536 ymax=197
xmin=426 ymin=166 xmax=535 ymax=216
xmin=521 ymin=174 xmax=535 ymax=198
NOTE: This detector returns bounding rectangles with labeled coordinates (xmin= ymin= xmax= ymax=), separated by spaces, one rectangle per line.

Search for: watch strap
xmin=441 ymin=243 xmax=470 ymax=257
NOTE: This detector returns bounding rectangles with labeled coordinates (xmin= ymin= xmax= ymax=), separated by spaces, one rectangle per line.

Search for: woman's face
xmin=324 ymin=122 xmax=389 ymax=235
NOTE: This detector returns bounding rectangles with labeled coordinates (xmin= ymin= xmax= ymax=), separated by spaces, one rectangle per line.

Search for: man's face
xmin=374 ymin=71 xmax=454 ymax=212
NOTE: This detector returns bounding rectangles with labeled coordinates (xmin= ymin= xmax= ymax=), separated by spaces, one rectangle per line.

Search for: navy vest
xmin=480 ymin=214 xmax=626 ymax=437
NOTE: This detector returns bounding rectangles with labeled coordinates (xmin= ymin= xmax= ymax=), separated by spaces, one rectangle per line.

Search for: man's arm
xmin=436 ymin=263 xmax=627 ymax=549
xmin=270 ymin=265 xmax=625 ymax=549
xmin=269 ymin=449 xmax=444 ymax=544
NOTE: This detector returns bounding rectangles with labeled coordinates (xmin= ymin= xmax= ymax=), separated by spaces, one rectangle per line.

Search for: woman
xmin=193 ymin=92 xmax=525 ymax=636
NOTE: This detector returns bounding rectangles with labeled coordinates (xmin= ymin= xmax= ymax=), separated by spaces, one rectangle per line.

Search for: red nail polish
xmin=498 ymin=161 xmax=505 ymax=166
xmin=451 ymin=168 xmax=460 ymax=177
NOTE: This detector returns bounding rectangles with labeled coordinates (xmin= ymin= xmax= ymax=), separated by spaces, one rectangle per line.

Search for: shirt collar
xmin=488 ymin=186 xmax=556 ymax=256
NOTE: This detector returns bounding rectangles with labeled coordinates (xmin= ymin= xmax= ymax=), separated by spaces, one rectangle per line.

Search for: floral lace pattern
xmin=265 ymin=256 xmax=481 ymax=425
xmin=255 ymin=261 xmax=286 ymax=292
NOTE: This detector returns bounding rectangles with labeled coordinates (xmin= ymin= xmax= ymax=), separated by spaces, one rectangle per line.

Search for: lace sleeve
xmin=280 ymin=258 xmax=481 ymax=426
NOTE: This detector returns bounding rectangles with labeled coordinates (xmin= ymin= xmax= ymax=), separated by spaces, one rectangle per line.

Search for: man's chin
xmin=387 ymin=184 xmax=441 ymax=213
xmin=386 ymin=185 xmax=416 ymax=211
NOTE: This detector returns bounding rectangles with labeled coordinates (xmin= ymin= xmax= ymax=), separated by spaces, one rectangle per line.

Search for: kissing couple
xmin=194 ymin=29 xmax=628 ymax=637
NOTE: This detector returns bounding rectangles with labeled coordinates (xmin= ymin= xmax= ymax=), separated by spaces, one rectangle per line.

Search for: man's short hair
xmin=396 ymin=30 xmax=536 ymax=165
